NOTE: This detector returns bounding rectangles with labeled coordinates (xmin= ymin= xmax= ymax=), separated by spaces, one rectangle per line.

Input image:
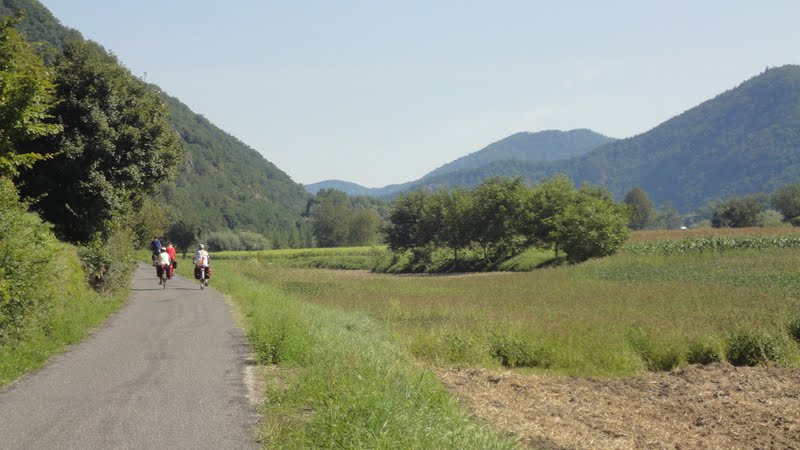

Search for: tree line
xmin=382 ymin=175 xmax=631 ymax=267
xmin=622 ymin=183 xmax=800 ymax=230
xmin=1 ymin=13 xmax=181 ymax=291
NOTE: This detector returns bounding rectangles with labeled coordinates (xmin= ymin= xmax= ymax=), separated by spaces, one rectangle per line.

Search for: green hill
xmin=424 ymin=129 xmax=614 ymax=179
xmin=2 ymin=0 xmax=309 ymax=238
xmin=407 ymin=66 xmax=800 ymax=212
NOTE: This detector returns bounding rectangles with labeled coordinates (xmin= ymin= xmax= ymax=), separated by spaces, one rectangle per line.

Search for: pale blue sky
xmin=39 ymin=1 xmax=800 ymax=187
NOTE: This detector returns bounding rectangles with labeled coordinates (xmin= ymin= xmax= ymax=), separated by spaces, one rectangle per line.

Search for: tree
xmin=522 ymin=174 xmax=578 ymax=257
xmin=469 ymin=177 xmax=527 ymax=260
xmin=623 ymin=187 xmax=654 ymax=230
xmin=554 ymin=187 xmax=630 ymax=263
xmin=650 ymin=202 xmax=684 ymax=230
xmin=0 ymin=14 xmax=61 ymax=176
xmin=383 ymin=189 xmax=432 ymax=253
xmin=346 ymin=208 xmax=381 ymax=246
xmin=711 ymin=195 xmax=765 ymax=228
xmin=18 ymin=39 xmax=182 ymax=242
xmin=166 ymin=220 xmax=198 ymax=258
xmin=771 ymin=183 xmax=800 ymax=225
xmin=311 ymin=189 xmax=350 ymax=247
xmin=437 ymin=188 xmax=474 ymax=262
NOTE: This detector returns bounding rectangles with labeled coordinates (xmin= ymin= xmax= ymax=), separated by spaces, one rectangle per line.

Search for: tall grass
xmin=175 ymin=259 xmax=515 ymax=449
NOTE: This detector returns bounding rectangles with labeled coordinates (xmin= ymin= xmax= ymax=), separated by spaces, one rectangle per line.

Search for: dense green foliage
xmin=0 ymin=178 xmax=57 ymax=341
xmin=384 ymin=176 xmax=630 ymax=269
xmin=307 ymin=188 xmax=384 ymax=247
xmin=17 ymin=39 xmax=182 ymax=242
xmin=711 ymin=194 xmax=765 ymax=228
xmin=0 ymin=13 xmax=60 ymax=176
xmin=771 ymin=183 xmax=800 ymax=224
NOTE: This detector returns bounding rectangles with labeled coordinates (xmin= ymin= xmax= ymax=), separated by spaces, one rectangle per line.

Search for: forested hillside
xmin=424 ymin=129 xmax=614 ymax=179
xmin=155 ymin=92 xmax=308 ymax=239
xmin=566 ymin=65 xmax=800 ymax=212
xmin=2 ymin=0 xmax=309 ymax=241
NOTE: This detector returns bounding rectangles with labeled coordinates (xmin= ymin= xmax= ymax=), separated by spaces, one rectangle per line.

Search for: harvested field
xmin=436 ymin=364 xmax=800 ymax=449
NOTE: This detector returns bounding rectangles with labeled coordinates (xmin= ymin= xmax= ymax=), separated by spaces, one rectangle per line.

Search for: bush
xmin=624 ymin=326 xmax=682 ymax=371
xmin=0 ymin=178 xmax=59 ymax=343
xmin=489 ymin=330 xmax=553 ymax=369
xmin=725 ymin=329 xmax=786 ymax=366
xmin=786 ymin=317 xmax=800 ymax=343
xmin=79 ymin=221 xmax=135 ymax=294
xmin=686 ymin=337 xmax=723 ymax=365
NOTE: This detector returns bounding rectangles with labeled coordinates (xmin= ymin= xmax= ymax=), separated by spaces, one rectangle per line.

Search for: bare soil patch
xmin=435 ymin=363 xmax=800 ymax=449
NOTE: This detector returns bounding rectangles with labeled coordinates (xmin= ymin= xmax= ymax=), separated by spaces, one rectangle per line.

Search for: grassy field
xmin=202 ymin=230 xmax=800 ymax=377
xmin=183 ymin=229 xmax=800 ymax=446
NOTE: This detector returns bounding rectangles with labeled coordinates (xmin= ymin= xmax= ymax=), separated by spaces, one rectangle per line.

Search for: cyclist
xmin=156 ymin=247 xmax=171 ymax=285
xmin=193 ymin=244 xmax=211 ymax=288
xmin=165 ymin=241 xmax=177 ymax=278
xmin=149 ymin=237 xmax=162 ymax=266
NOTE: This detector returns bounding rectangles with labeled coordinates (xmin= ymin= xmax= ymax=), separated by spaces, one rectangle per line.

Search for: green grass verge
xmin=175 ymin=258 xmax=516 ymax=449
xmin=0 ymin=244 xmax=126 ymax=386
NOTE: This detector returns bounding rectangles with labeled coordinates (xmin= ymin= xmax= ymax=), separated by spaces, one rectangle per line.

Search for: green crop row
xmin=623 ymin=234 xmax=800 ymax=255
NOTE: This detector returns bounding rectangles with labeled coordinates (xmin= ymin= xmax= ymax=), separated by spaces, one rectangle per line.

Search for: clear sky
xmin=38 ymin=1 xmax=800 ymax=188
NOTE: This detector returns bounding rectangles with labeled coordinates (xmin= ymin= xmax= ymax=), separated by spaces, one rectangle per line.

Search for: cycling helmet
xmin=199 ymin=244 xmax=205 ymax=249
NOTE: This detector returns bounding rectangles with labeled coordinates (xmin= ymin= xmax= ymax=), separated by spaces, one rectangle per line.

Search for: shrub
xmin=686 ymin=337 xmax=723 ymax=365
xmin=786 ymin=317 xmax=800 ymax=343
xmin=0 ymin=178 xmax=58 ymax=343
xmin=624 ymin=326 xmax=682 ymax=371
xmin=79 ymin=221 xmax=135 ymax=294
xmin=725 ymin=329 xmax=786 ymax=366
xmin=489 ymin=330 xmax=553 ymax=369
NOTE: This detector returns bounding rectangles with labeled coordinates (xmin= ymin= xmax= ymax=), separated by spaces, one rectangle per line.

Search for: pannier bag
xmin=194 ymin=266 xmax=212 ymax=280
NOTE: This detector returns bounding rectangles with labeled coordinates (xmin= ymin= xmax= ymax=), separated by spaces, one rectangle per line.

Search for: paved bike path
xmin=0 ymin=263 xmax=258 ymax=449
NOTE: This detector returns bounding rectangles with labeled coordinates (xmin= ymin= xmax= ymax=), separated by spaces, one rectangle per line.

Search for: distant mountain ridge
xmin=312 ymin=65 xmax=800 ymax=213
xmin=425 ymin=129 xmax=615 ymax=178
xmin=305 ymin=129 xmax=614 ymax=196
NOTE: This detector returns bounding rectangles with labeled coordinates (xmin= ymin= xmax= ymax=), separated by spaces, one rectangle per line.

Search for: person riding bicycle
xmin=150 ymin=237 xmax=162 ymax=266
xmin=156 ymin=247 xmax=171 ymax=285
xmin=193 ymin=244 xmax=211 ymax=287
xmin=165 ymin=241 xmax=177 ymax=277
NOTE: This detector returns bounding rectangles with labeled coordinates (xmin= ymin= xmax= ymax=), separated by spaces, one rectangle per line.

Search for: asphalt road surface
xmin=0 ymin=263 xmax=259 ymax=449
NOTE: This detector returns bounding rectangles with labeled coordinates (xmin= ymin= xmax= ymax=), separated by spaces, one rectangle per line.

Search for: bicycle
xmin=198 ymin=266 xmax=209 ymax=290
xmin=158 ymin=263 xmax=169 ymax=289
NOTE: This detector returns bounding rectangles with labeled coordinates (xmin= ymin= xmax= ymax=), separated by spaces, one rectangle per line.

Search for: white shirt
xmin=194 ymin=250 xmax=210 ymax=267
xmin=157 ymin=252 xmax=171 ymax=265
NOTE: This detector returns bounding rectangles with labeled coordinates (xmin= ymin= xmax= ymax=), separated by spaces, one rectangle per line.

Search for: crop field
xmin=202 ymin=229 xmax=800 ymax=448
